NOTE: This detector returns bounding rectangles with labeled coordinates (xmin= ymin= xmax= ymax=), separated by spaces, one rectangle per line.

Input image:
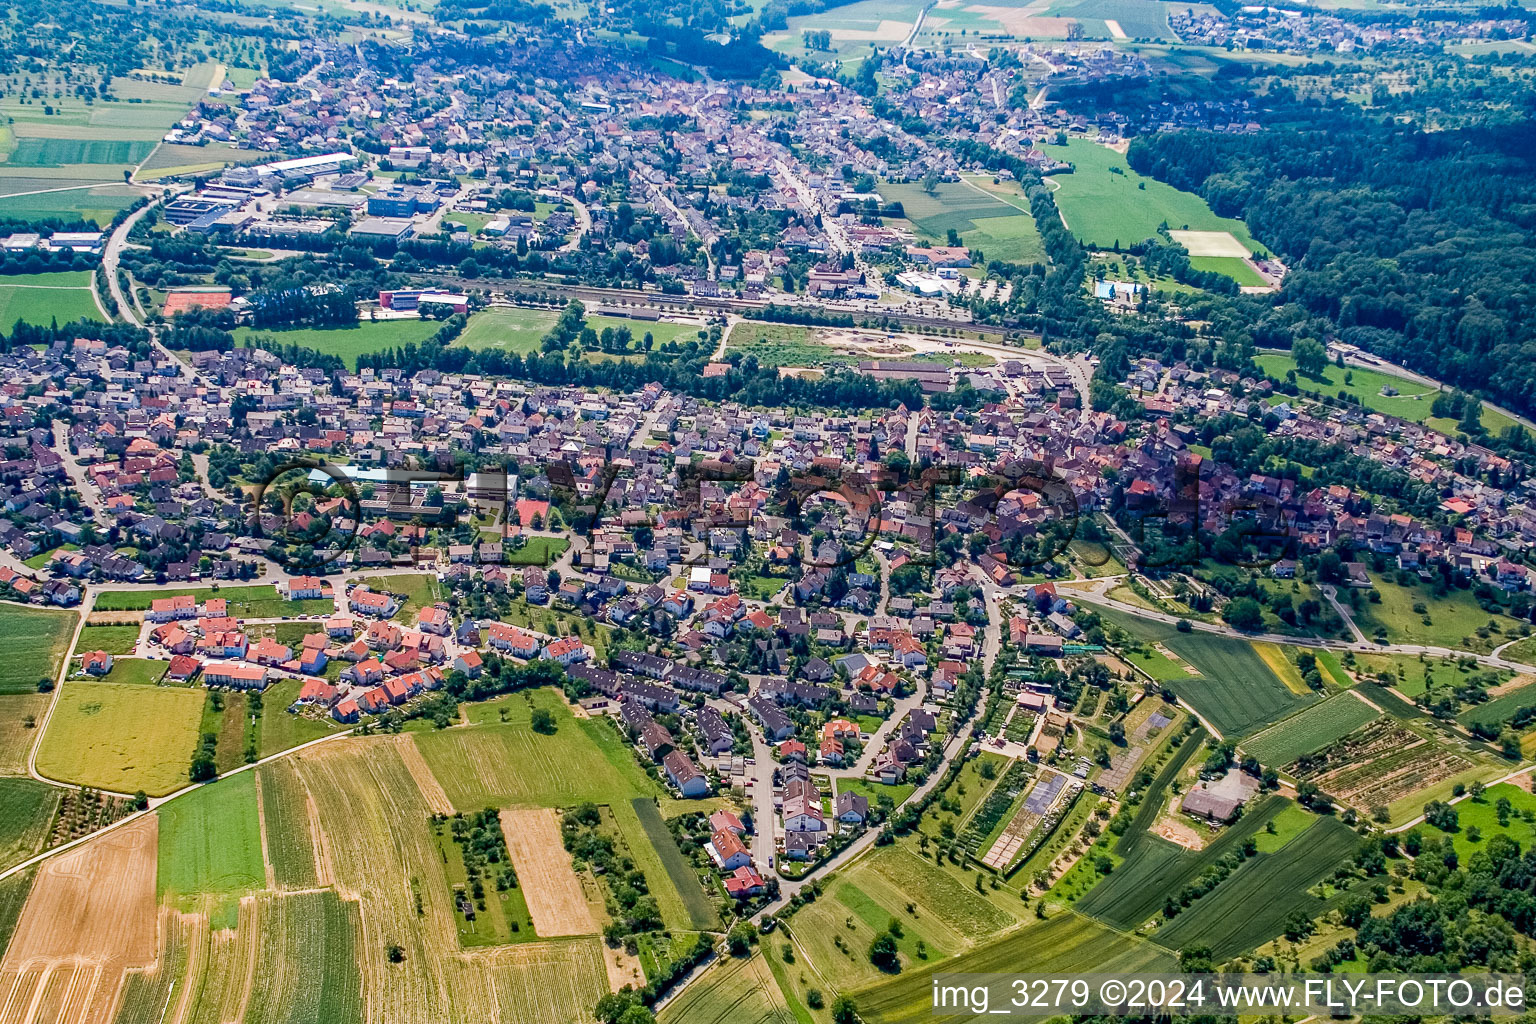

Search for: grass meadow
xmin=1254 ymin=351 xmax=1517 ymax=434
xmin=1046 ymin=138 xmax=1265 ymax=251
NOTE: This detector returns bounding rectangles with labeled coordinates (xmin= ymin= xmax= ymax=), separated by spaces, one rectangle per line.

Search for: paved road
xmin=102 ymin=197 xmax=167 ymax=326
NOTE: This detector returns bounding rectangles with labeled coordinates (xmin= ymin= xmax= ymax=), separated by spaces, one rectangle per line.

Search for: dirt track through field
xmin=395 ymin=736 xmax=455 ymax=815
xmin=500 ymin=808 xmax=596 ymax=938
xmin=0 ymin=816 xmax=158 ymax=1024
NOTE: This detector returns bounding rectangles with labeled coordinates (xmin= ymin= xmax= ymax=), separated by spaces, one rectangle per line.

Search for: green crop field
xmin=658 ymin=952 xmax=793 ymax=1024
xmin=36 ymin=680 xmax=205 ymax=795
xmin=630 ymin=798 xmax=719 ymax=930
xmin=850 ymin=911 xmax=1177 ymax=1024
xmin=1153 ymin=816 xmax=1360 ymax=957
xmin=1161 ymin=634 xmax=1312 ymax=738
xmin=157 ymin=771 xmax=266 ymax=901
xmin=0 ymin=603 xmax=75 ymax=694
xmin=1045 ymin=139 xmax=1264 ymax=251
xmin=257 ymin=759 xmax=321 ymax=888
xmin=1254 ymin=351 xmax=1516 ymax=434
xmin=243 ymin=890 xmax=364 ymax=1024
xmin=883 ymin=180 xmax=1048 ymax=264
xmin=0 ymin=183 xmax=141 ymax=226
xmin=8 ymin=139 xmax=156 ymax=167
xmin=1079 ymin=796 xmax=1290 ymax=930
xmin=0 ymin=694 xmax=47 ymax=775
xmin=1241 ymin=692 xmax=1379 ymax=766
xmin=234 ymin=319 xmax=444 ymax=371
xmin=0 ymin=778 xmax=59 ymax=871
xmin=0 ymin=869 xmax=33 ymax=962
xmin=259 ymin=679 xmax=350 ymax=757
xmin=75 ymin=624 xmax=142 ymax=656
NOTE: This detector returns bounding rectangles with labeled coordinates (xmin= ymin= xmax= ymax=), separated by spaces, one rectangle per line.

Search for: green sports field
xmin=884 ymin=180 xmax=1049 ymax=264
xmin=1189 ymin=255 xmax=1267 ymax=286
xmin=158 ymin=771 xmax=266 ymax=902
xmin=457 ymin=306 xmax=561 ymax=353
xmin=1046 ymin=138 xmax=1265 ymax=251
xmin=0 ymin=271 xmax=103 ymax=328
xmin=36 ymin=680 xmax=205 ymax=795
xmin=234 ymin=319 xmax=444 ymax=371
xmin=0 ymin=603 xmax=76 ymax=694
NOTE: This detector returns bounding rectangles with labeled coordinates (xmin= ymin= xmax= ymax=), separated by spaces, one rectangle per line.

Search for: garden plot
xmin=1097 ymin=703 xmax=1177 ymax=791
xmin=1290 ymin=717 xmax=1475 ymax=814
xmin=981 ymin=771 xmax=1066 ymax=869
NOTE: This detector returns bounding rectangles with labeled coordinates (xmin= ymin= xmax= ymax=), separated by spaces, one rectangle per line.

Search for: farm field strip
xmin=0 ymin=817 xmax=157 ymax=1023
xmin=1240 ymin=690 xmax=1379 ymax=766
xmin=849 ymin=911 xmax=1176 ymax=1024
xmin=1162 ymin=633 xmax=1312 ymax=738
xmin=500 ymin=807 xmax=597 ymax=937
xmin=1152 ymin=816 xmax=1360 ymax=957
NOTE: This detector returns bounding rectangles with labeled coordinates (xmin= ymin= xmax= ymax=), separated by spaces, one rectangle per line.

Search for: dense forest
xmin=1129 ymin=114 xmax=1536 ymax=418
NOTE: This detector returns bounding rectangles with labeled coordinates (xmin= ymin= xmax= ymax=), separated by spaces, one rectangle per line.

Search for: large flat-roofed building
xmin=857 ymin=360 xmax=952 ymax=393
xmin=349 ymin=217 xmax=415 ymax=242
xmin=378 ymin=289 xmax=469 ymax=313
xmin=221 ymin=151 xmax=356 ymax=188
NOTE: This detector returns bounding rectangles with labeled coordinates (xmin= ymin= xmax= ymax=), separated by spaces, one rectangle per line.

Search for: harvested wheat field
xmin=500 ymin=808 xmax=596 ymax=938
xmin=0 ymin=816 xmax=158 ymax=1024
xmin=392 ymin=736 xmax=454 ymax=816
xmin=289 ymin=739 xmax=608 ymax=1023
